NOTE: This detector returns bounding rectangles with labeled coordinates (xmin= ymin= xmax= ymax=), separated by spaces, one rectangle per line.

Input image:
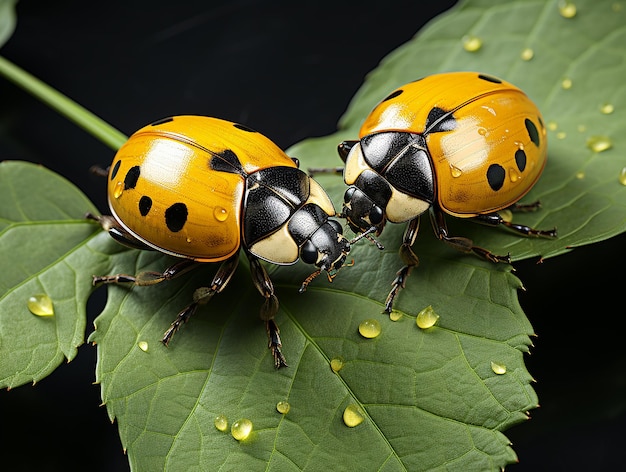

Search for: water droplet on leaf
xmin=276 ymin=401 xmax=290 ymax=414
xmin=138 ymin=341 xmax=149 ymax=352
xmin=358 ymin=319 xmax=381 ymax=338
xmin=491 ymin=361 xmax=507 ymax=375
xmin=330 ymin=357 xmax=345 ymax=372
xmin=586 ymin=135 xmax=612 ymax=153
xmin=343 ymin=404 xmax=365 ymax=427
xmin=27 ymin=294 xmax=54 ymax=317
xmin=600 ymin=103 xmax=615 ymax=114
xmin=416 ymin=305 xmax=439 ymax=329
xmin=214 ymin=414 xmax=228 ymax=432
xmin=462 ymin=35 xmax=482 ymax=52
xmin=231 ymin=418 xmax=253 ymax=441
xmin=521 ymin=48 xmax=534 ymax=61
xmin=558 ymin=0 xmax=577 ymax=18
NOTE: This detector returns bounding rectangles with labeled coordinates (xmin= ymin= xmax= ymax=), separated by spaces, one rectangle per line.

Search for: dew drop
xmin=330 ymin=357 xmax=345 ymax=373
xmin=27 ymin=294 xmax=54 ymax=317
xmin=491 ymin=361 xmax=507 ymax=375
xmin=450 ymin=164 xmax=463 ymax=178
xmin=358 ymin=319 xmax=381 ymax=338
xmin=561 ymin=78 xmax=573 ymax=90
xmin=600 ymin=103 xmax=615 ymax=114
xmin=556 ymin=131 xmax=567 ymax=140
xmin=113 ymin=181 xmax=124 ymax=199
xmin=462 ymin=35 xmax=482 ymax=52
xmin=509 ymin=168 xmax=522 ymax=182
xmin=558 ymin=0 xmax=577 ymax=18
xmin=577 ymin=124 xmax=587 ymax=133
xmin=214 ymin=414 xmax=228 ymax=432
xmin=213 ymin=206 xmax=229 ymax=222
xmin=619 ymin=167 xmax=626 ymax=186
xmin=416 ymin=305 xmax=439 ymax=329
xmin=586 ymin=135 xmax=613 ymax=153
xmin=138 ymin=341 xmax=149 ymax=352
xmin=576 ymin=171 xmax=585 ymax=180
xmin=477 ymin=127 xmax=488 ymax=136
xmin=276 ymin=401 xmax=291 ymax=414
xmin=343 ymin=404 xmax=365 ymax=427
xmin=389 ymin=311 xmax=402 ymax=321
xmin=520 ymin=48 xmax=534 ymax=61
xmin=231 ymin=418 xmax=253 ymax=441
xmin=547 ymin=121 xmax=558 ymax=131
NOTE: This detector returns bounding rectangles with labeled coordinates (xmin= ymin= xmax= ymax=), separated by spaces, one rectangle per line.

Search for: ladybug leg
xmin=86 ymin=212 xmax=153 ymax=251
xmin=384 ymin=217 xmax=420 ymax=314
xmin=247 ymin=254 xmax=286 ymax=369
xmin=472 ymin=212 xmax=558 ymax=238
xmin=429 ymin=207 xmax=511 ymax=263
xmin=93 ymin=258 xmax=200 ymax=286
xmin=161 ymin=253 xmax=240 ymax=347
xmin=508 ymin=200 xmax=542 ymax=212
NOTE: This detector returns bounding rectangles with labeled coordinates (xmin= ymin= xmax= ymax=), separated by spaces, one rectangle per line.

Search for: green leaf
xmin=89 ymin=234 xmax=534 ymax=471
xmin=0 ymin=0 xmax=18 ymax=48
xmin=0 ymin=161 xmax=101 ymax=387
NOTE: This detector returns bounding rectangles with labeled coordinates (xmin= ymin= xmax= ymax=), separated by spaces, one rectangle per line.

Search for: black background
xmin=1 ymin=1 xmax=624 ymax=470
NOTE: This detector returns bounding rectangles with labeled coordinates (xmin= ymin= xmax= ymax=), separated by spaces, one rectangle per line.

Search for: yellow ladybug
xmin=89 ymin=116 xmax=351 ymax=368
xmin=338 ymin=72 xmax=557 ymax=313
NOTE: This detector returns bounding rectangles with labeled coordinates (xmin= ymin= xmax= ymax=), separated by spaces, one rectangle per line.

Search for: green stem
xmin=0 ymin=55 xmax=127 ymax=150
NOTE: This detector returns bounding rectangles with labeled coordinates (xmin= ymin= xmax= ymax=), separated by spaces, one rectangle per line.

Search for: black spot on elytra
xmin=110 ymin=160 xmax=121 ymax=180
xmin=209 ymin=149 xmax=245 ymax=176
xmin=124 ymin=166 xmax=140 ymax=190
xmin=151 ymin=116 xmax=174 ymax=126
xmin=425 ymin=107 xmax=456 ymax=133
xmin=515 ymin=149 xmax=527 ymax=172
xmin=487 ymin=164 xmax=506 ymax=191
xmin=382 ymin=89 xmax=403 ymax=102
xmin=138 ymin=196 xmax=152 ymax=216
xmin=478 ymin=74 xmax=502 ymax=84
xmin=233 ymin=122 xmax=257 ymax=133
xmin=165 ymin=203 xmax=188 ymax=232
xmin=525 ymin=118 xmax=540 ymax=147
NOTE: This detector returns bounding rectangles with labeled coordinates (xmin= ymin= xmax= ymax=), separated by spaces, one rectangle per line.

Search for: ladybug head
xmin=298 ymin=218 xmax=351 ymax=292
xmin=341 ymin=186 xmax=386 ymax=237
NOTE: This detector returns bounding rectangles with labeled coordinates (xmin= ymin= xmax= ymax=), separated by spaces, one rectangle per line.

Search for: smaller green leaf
xmin=0 ymin=0 xmax=18 ymax=48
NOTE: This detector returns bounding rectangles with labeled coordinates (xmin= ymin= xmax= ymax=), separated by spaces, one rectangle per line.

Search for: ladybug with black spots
xmin=337 ymin=72 xmax=557 ymax=313
xmin=89 ymin=116 xmax=352 ymax=368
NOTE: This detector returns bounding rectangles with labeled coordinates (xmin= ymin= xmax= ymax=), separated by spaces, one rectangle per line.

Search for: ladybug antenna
xmin=299 ymin=269 xmax=321 ymax=293
xmin=299 ymin=259 xmax=356 ymax=293
xmin=349 ymin=226 xmax=385 ymax=250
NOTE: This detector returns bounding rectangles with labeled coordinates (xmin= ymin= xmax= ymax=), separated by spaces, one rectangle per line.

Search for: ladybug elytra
xmin=90 ymin=116 xmax=352 ymax=368
xmin=337 ymin=72 xmax=557 ymax=313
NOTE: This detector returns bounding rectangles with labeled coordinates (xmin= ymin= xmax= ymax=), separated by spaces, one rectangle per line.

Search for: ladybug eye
xmin=344 ymin=187 xmax=356 ymax=203
xmin=328 ymin=219 xmax=344 ymax=235
xmin=369 ymin=205 xmax=384 ymax=225
xmin=300 ymin=240 xmax=318 ymax=265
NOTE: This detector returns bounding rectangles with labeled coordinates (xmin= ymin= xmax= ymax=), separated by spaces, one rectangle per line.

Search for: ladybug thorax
xmin=342 ymin=131 xmax=435 ymax=227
